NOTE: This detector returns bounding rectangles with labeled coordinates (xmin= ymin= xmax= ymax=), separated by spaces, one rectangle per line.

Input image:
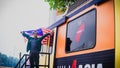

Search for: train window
xmin=65 ymin=9 xmax=96 ymax=52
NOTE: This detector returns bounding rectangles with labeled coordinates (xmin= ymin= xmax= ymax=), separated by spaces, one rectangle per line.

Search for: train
xmin=40 ymin=0 xmax=120 ymax=68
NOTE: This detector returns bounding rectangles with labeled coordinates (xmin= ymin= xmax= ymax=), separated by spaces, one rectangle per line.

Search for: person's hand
xmin=20 ymin=31 xmax=23 ymax=34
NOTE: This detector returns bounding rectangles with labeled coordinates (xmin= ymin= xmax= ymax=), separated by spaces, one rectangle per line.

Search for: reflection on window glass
xmin=66 ymin=9 xmax=96 ymax=52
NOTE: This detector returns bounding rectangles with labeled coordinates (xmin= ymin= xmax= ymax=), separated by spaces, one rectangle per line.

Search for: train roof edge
xmin=47 ymin=0 xmax=105 ymax=30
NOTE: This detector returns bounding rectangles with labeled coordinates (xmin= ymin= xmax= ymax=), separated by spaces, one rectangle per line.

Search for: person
xmin=21 ymin=30 xmax=51 ymax=68
xmin=65 ymin=38 xmax=72 ymax=52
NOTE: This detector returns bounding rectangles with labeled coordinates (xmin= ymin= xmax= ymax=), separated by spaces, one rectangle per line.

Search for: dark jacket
xmin=22 ymin=32 xmax=50 ymax=52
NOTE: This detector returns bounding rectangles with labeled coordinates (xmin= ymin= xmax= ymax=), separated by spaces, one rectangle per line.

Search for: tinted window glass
xmin=66 ymin=9 xmax=96 ymax=52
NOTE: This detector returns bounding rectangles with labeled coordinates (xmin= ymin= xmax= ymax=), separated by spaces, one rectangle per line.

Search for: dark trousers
xmin=30 ymin=52 xmax=39 ymax=68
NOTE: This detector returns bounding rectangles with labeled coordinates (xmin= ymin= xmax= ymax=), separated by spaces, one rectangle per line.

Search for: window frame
xmin=65 ymin=8 xmax=97 ymax=53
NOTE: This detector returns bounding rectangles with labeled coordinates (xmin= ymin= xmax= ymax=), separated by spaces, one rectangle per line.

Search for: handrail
xmin=21 ymin=56 xmax=30 ymax=68
xmin=14 ymin=54 xmax=29 ymax=68
xmin=40 ymin=52 xmax=51 ymax=68
xmin=15 ymin=52 xmax=50 ymax=68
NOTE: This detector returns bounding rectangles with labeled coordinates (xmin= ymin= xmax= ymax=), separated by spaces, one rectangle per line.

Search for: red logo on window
xmin=75 ymin=23 xmax=85 ymax=42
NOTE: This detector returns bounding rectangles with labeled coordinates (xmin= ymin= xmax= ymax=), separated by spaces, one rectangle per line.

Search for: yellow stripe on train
xmin=115 ymin=0 xmax=120 ymax=68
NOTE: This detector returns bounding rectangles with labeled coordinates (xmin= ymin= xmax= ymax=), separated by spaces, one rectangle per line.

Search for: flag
xmin=24 ymin=28 xmax=43 ymax=36
xmin=23 ymin=28 xmax=51 ymax=45
xmin=41 ymin=28 xmax=51 ymax=45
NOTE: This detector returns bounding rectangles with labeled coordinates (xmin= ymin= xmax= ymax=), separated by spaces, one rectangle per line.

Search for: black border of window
xmin=65 ymin=8 xmax=97 ymax=53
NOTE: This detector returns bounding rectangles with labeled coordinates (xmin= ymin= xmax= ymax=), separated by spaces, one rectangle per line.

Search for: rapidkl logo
xmin=75 ymin=23 xmax=85 ymax=42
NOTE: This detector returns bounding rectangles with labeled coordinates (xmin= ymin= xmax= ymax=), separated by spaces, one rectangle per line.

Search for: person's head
xmin=33 ymin=30 xmax=38 ymax=38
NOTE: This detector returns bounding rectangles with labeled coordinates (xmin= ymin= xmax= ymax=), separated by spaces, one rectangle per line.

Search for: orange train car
xmin=47 ymin=0 xmax=120 ymax=68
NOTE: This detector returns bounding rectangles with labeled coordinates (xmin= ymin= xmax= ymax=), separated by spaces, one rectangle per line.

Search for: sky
xmin=0 ymin=0 xmax=50 ymax=58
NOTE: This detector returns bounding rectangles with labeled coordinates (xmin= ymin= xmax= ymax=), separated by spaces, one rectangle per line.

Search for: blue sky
xmin=0 ymin=0 xmax=50 ymax=58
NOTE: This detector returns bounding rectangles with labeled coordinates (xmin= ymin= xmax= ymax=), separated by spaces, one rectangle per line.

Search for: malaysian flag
xmin=22 ymin=28 xmax=51 ymax=45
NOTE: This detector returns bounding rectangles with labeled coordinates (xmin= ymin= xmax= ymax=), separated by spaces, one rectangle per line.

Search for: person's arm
xmin=40 ymin=33 xmax=50 ymax=40
xmin=21 ymin=31 xmax=31 ymax=39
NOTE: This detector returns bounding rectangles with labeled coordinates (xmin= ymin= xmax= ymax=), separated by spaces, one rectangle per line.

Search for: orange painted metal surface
xmin=56 ymin=0 xmax=114 ymax=58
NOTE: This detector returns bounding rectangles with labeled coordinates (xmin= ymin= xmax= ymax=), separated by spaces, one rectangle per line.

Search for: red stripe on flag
xmin=41 ymin=28 xmax=51 ymax=45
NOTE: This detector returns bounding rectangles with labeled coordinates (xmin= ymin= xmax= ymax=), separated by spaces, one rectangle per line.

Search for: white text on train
xmin=57 ymin=63 xmax=103 ymax=68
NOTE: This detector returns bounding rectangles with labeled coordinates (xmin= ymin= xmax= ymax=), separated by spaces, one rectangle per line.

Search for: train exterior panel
xmin=46 ymin=0 xmax=120 ymax=68
xmin=52 ymin=0 xmax=115 ymax=68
